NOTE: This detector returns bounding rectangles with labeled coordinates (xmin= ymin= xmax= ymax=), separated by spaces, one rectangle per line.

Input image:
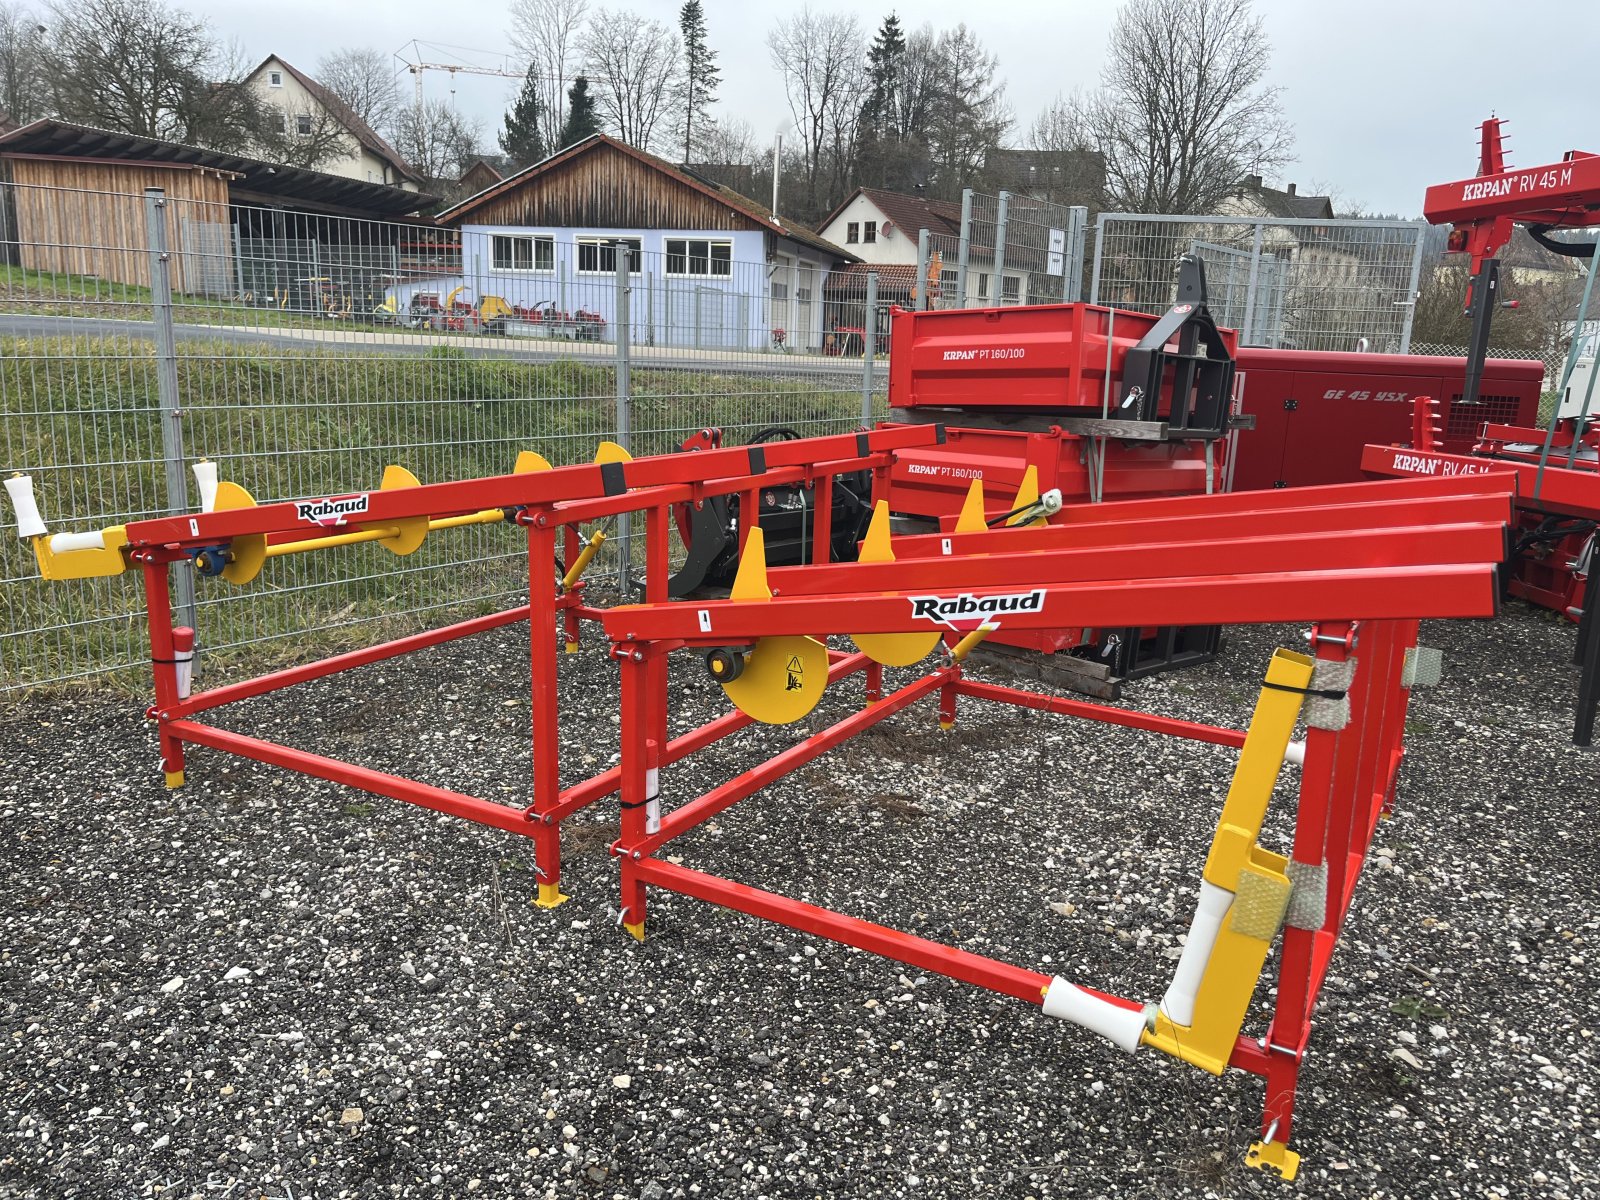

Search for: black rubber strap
xmin=600 ymin=461 xmax=627 ymax=496
xmin=747 ymin=446 xmax=767 ymax=474
xmin=934 ymin=423 xmax=947 ymax=445
xmin=619 ymin=797 xmax=651 ymax=809
xmin=856 ymin=432 xmax=871 ymax=456
xmin=1262 ymin=680 xmax=1347 ymax=700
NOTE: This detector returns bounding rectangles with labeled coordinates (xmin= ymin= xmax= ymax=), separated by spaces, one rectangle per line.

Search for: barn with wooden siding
xmin=437 ymin=135 xmax=855 ymax=352
xmin=0 ymin=119 xmax=438 ymax=297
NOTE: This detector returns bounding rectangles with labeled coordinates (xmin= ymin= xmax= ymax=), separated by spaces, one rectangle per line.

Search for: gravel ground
xmin=2 ymin=602 xmax=1596 ymax=1199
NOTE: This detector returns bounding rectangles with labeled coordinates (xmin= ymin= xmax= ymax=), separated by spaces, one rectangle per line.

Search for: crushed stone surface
xmin=2 ymin=603 xmax=1595 ymax=1198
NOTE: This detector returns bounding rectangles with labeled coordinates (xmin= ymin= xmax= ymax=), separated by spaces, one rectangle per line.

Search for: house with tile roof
xmin=435 ymin=134 xmax=856 ymax=351
xmin=818 ymin=186 xmax=1042 ymax=308
xmin=248 ymin=56 xmax=422 ymax=191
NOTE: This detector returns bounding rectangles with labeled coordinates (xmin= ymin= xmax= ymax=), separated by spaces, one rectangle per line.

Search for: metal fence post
xmin=1088 ymin=213 xmax=1108 ymax=304
xmin=1064 ymin=206 xmax=1088 ymax=302
xmin=915 ymin=228 xmax=930 ymax=310
xmin=143 ymin=188 xmax=197 ymax=641
xmin=861 ymin=272 xmax=879 ymax=426
xmin=1398 ymin=221 xmax=1427 ymax=354
xmin=992 ymin=190 xmax=1010 ymax=305
xmin=613 ymin=245 xmax=633 ymax=596
xmin=1240 ymin=222 xmax=1266 ymax=345
xmin=956 ymin=188 xmax=973 ymax=308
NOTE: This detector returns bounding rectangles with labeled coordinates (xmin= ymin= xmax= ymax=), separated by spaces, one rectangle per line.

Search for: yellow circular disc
xmin=213 ymin=480 xmax=267 ymax=586
xmin=850 ymin=630 xmax=943 ymax=668
xmin=380 ymin=514 xmax=430 ymax=555
xmin=721 ymin=635 xmax=828 ymax=725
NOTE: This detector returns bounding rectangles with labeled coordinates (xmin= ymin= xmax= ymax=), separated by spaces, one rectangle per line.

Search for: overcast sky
xmin=186 ymin=0 xmax=1594 ymax=217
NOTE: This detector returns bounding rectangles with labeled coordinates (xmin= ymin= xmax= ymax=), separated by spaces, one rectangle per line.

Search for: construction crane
xmin=395 ymin=41 xmax=524 ymax=106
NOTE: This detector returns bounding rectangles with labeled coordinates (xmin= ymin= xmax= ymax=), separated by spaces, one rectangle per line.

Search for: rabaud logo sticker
xmin=294 ymin=493 xmax=371 ymax=527
xmin=908 ymin=589 xmax=1045 ymax=631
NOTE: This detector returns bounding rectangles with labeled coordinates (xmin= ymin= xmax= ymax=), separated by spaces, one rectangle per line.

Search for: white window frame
xmin=268 ymin=70 xmax=283 ymax=87
xmin=295 ymin=113 xmax=312 ymax=136
xmin=491 ymin=233 xmax=556 ymax=273
xmin=576 ymin=236 xmax=641 ymax=275
xmin=664 ymin=237 xmax=733 ymax=278
xmin=1002 ymin=275 xmax=1021 ymax=302
xmin=846 ymin=222 xmax=859 ymax=244
xmin=863 ymin=221 xmax=877 ymax=244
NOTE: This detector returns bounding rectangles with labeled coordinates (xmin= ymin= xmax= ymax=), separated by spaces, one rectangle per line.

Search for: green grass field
xmin=2 ymin=334 xmax=876 ymax=692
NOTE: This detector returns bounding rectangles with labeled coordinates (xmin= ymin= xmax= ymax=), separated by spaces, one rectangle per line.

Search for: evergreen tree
xmin=861 ymin=14 xmax=904 ymax=140
xmin=558 ymin=76 xmax=602 ymax=149
xmin=500 ymin=65 xmax=548 ymax=168
xmin=678 ymin=0 xmax=720 ymax=162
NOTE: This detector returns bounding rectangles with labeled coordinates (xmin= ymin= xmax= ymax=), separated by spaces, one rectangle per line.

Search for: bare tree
xmin=251 ymin=101 xmax=356 ymax=172
xmin=39 ymin=0 xmax=266 ymax=148
xmin=766 ymin=8 xmax=867 ymax=218
xmin=316 ymin=46 xmax=401 ymax=136
xmin=509 ymin=0 xmax=590 ymax=152
xmin=0 ymin=0 xmax=47 ymax=124
xmin=924 ymin=24 xmax=1011 ymax=199
xmin=391 ymin=98 xmax=481 ymax=195
xmin=581 ymin=10 xmax=681 ymax=152
xmin=1089 ymin=0 xmax=1291 ymax=213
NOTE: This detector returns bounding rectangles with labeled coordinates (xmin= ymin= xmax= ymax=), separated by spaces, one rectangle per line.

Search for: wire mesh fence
xmin=1090 ymin=213 xmax=1427 ymax=353
xmin=1 ymin=182 xmax=887 ymax=692
xmin=908 ymin=189 xmax=1088 ymax=312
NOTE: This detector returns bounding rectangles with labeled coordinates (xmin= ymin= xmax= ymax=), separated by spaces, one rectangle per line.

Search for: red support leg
xmin=562 ymin=524 xmax=581 ymax=653
xmin=646 ymin=506 xmax=671 ymax=752
xmin=617 ymin=648 xmax=654 ymax=940
xmin=864 ymin=660 xmax=883 ymax=705
xmin=1259 ymin=619 xmax=1355 ymax=1164
xmin=142 ymin=558 xmax=186 ymax=789
xmin=527 ymin=513 xmax=567 ymax=908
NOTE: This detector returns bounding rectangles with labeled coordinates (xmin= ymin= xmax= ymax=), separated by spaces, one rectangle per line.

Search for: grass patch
xmin=2 ymin=334 xmax=871 ymax=692
xmin=1390 ymin=995 xmax=1450 ymax=1021
xmin=341 ymin=802 xmax=375 ymax=818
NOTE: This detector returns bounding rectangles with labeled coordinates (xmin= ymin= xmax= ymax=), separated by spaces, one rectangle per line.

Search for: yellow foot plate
xmin=534 ymin=883 xmax=571 ymax=909
xmin=1245 ymin=1140 xmax=1300 ymax=1182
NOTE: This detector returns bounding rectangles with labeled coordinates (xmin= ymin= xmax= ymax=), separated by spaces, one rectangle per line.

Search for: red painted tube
xmin=538 ymin=652 xmax=873 ymax=822
xmin=170 ymin=604 xmax=532 ymax=718
xmin=632 ymin=857 xmax=1054 ymax=1006
xmin=955 ymin=679 xmax=1247 ymax=748
xmin=167 ymin=719 xmax=537 ymax=839
xmin=632 ymin=668 xmax=947 ymax=855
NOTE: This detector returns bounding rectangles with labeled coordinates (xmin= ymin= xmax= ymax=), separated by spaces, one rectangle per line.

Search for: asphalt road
xmin=0 ymin=313 xmax=871 ymax=380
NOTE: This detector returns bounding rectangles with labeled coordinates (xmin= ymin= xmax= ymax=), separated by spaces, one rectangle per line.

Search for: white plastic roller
xmin=1041 ymin=978 xmax=1148 ymax=1053
xmin=48 ymin=530 xmax=107 ymax=553
xmin=5 ymin=474 xmax=47 ymax=539
xmin=1039 ymin=488 xmax=1065 ymax=516
xmin=192 ymin=460 xmax=219 ymax=513
xmin=1160 ymin=879 xmax=1233 ymax=1028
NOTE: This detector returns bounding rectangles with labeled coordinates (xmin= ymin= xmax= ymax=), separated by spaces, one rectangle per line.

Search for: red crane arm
xmin=1422 ymin=118 xmax=1600 ymax=270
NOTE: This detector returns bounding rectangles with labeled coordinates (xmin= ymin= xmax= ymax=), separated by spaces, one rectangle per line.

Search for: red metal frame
xmin=115 ymin=429 xmax=1510 ymax=1176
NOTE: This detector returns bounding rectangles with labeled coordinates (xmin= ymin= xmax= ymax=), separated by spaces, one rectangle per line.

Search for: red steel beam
xmin=1362 ymin=443 xmax=1600 ymax=520
xmin=627 ymin=669 xmax=949 ymax=856
xmin=955 ymin=679 xmax=1247 ymax=748
xmin=768 ymin=523 xmax=1507 ymax=596
xmin=167 ymin=719 xmax=537 ymax=838
xmin=168 ymin=603 xmax=532 ymax=719
xmin=125 ymin=425 xmax=938 ymax=548
xmin=537 ymin=651 xmax=873 ymax=822
xmin=604 ymin=565 xmax=1501 ymax=644
xmin=631 ymin=857 xmax=1055 ymax=1007
xmin=890 ymin=493 xmax=1516 ymax=560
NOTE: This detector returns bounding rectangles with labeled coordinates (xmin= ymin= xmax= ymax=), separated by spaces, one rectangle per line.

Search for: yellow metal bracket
xmin=1141 ymin=647 xmax=1313 ymax=1076
xmin=31 ymin=525 xmax=131 ymax=580
xmin=535 ymin=882 xmax=571 ymax=909
xmin=850 ymin=501 xmax=942 ymax=667
xmin=1245 ymin=1138 xmax=1301 ymax=1182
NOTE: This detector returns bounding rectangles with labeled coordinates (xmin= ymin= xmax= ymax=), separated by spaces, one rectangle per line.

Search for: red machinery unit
xmin=888 ymin=300 xmax=1238 ymax=414
xmin=1230 ymin=349 xmax=1544 ymax=491
xmin=884 ymin=259 xmax=1238 ymax=674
